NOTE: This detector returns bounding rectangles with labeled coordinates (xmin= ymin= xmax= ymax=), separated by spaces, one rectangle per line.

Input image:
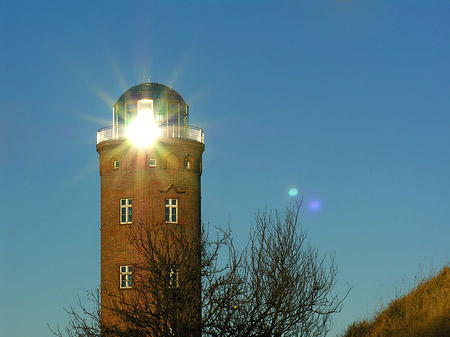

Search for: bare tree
xmin=48 ymin=289 xmax=102 ymax=337
xmin=103 ymin=223 xmax=203 ymax=337
xmin=52 ymin=201 xmax=347 ymax=337
xmin=202 ymin=201 xmax=346 ymax=337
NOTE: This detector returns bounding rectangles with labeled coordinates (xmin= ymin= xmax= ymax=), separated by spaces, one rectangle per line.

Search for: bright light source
xmin=126 ymin=100 xmax=159 ymax=147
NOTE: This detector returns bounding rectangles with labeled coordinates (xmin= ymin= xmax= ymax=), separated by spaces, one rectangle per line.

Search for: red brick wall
xmin=97 ymin=138 xmax=204 ymax=326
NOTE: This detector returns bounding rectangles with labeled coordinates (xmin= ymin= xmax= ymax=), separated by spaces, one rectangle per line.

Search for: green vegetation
xmin=342 ymin=266 xmax=450 ymax=337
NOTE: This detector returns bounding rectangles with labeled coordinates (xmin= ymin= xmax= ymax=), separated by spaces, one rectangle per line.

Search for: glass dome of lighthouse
xmin=97 ymin=81 xmax=204 ymax=146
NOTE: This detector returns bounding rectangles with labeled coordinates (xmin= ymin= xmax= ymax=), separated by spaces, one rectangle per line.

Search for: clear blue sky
xmin=1 ymin=1 xmax=449 ymax=336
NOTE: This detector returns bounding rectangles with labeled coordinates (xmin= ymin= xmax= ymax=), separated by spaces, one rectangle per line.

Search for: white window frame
xmin=120 ymin=265 xmax=132 ymax=289
xmin=113 ymin=160 xmax=120 ymax=169
xmin=168 ymin=265 xmax=179 ymax=288
xmin=148 ymin=158 xmax=157 ymax=167
xmin=165 ymin=198 xmax=178 ymax=223
xmin=120 ymin=198 xmax=132 ymax=224
xmin=137 ymin=99 xmax=153 ymax=113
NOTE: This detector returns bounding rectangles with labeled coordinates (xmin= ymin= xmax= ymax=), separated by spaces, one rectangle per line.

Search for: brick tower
xmin=96 ymin=81 xmax=204 ymax=334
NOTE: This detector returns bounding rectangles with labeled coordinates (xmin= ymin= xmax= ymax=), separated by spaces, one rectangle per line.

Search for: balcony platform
xmin=97 ymin=125 xmax=204 ymax=145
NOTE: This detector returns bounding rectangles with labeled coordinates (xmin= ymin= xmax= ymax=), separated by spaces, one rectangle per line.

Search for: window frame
xmin=120 ymin=265 xmax=132 ymax=289
xmin=120 ymin=198 xmax=133 ymax=224
xmin=137 ymin=99 xmax=153 ymax=112
xmin=167 ymin=265 xmax=179 ymax=288
xmin=148 ymin=158 xmax=157 ymax=167
xmin=165 ymin=198 xmax=178 ymax=224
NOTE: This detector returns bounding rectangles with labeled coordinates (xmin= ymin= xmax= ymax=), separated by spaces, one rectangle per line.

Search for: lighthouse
xmin=96 ymin=81 xmax=204 ymax=334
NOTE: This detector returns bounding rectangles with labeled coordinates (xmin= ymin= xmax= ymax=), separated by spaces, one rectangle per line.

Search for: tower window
xmin=113 ymin=160 xmax=120 ymax=169
xmin=120 ymin=265 xmax=132 ymax=289
xmin=155 ymin=111 xmax=164 ymax=121
xmin=120 ymin=198 xmax=132 ymax=224
xmin=165 ymin=199 xmax=178 ymax=223
xmin=149 ymin=158 xmax=157 ymax=167
xmin=126 ymin=103 xmax=137 ymax=111
xmin=138 ymin=99 xmax=153 ymax=112
xmin=167 ymin=265 xmax=179 ymax=288
xmin=184 ymin=159 xmax=192 ymax=170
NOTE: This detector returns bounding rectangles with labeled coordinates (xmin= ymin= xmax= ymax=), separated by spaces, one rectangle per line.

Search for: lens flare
xmin=288 ymin=188 xmax=299 ymax=197
xmin=308 ymin=199 xmax=322 ymax=212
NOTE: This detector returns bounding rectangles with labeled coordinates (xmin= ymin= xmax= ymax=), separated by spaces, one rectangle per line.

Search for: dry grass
xmin=342 ymin=266 xmax=450 ymax=337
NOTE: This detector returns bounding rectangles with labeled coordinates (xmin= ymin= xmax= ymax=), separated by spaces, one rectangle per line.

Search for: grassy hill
xmin=342 ymin=266 xmax=450 ymax=337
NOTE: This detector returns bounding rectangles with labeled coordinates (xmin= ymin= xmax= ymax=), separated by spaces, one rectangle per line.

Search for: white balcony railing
xmin=97 ymin=125 xmax=204 ymax=145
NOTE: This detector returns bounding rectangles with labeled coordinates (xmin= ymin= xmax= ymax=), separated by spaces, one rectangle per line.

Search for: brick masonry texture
xmin=97 ymin=137 xmax=204 ymax=324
